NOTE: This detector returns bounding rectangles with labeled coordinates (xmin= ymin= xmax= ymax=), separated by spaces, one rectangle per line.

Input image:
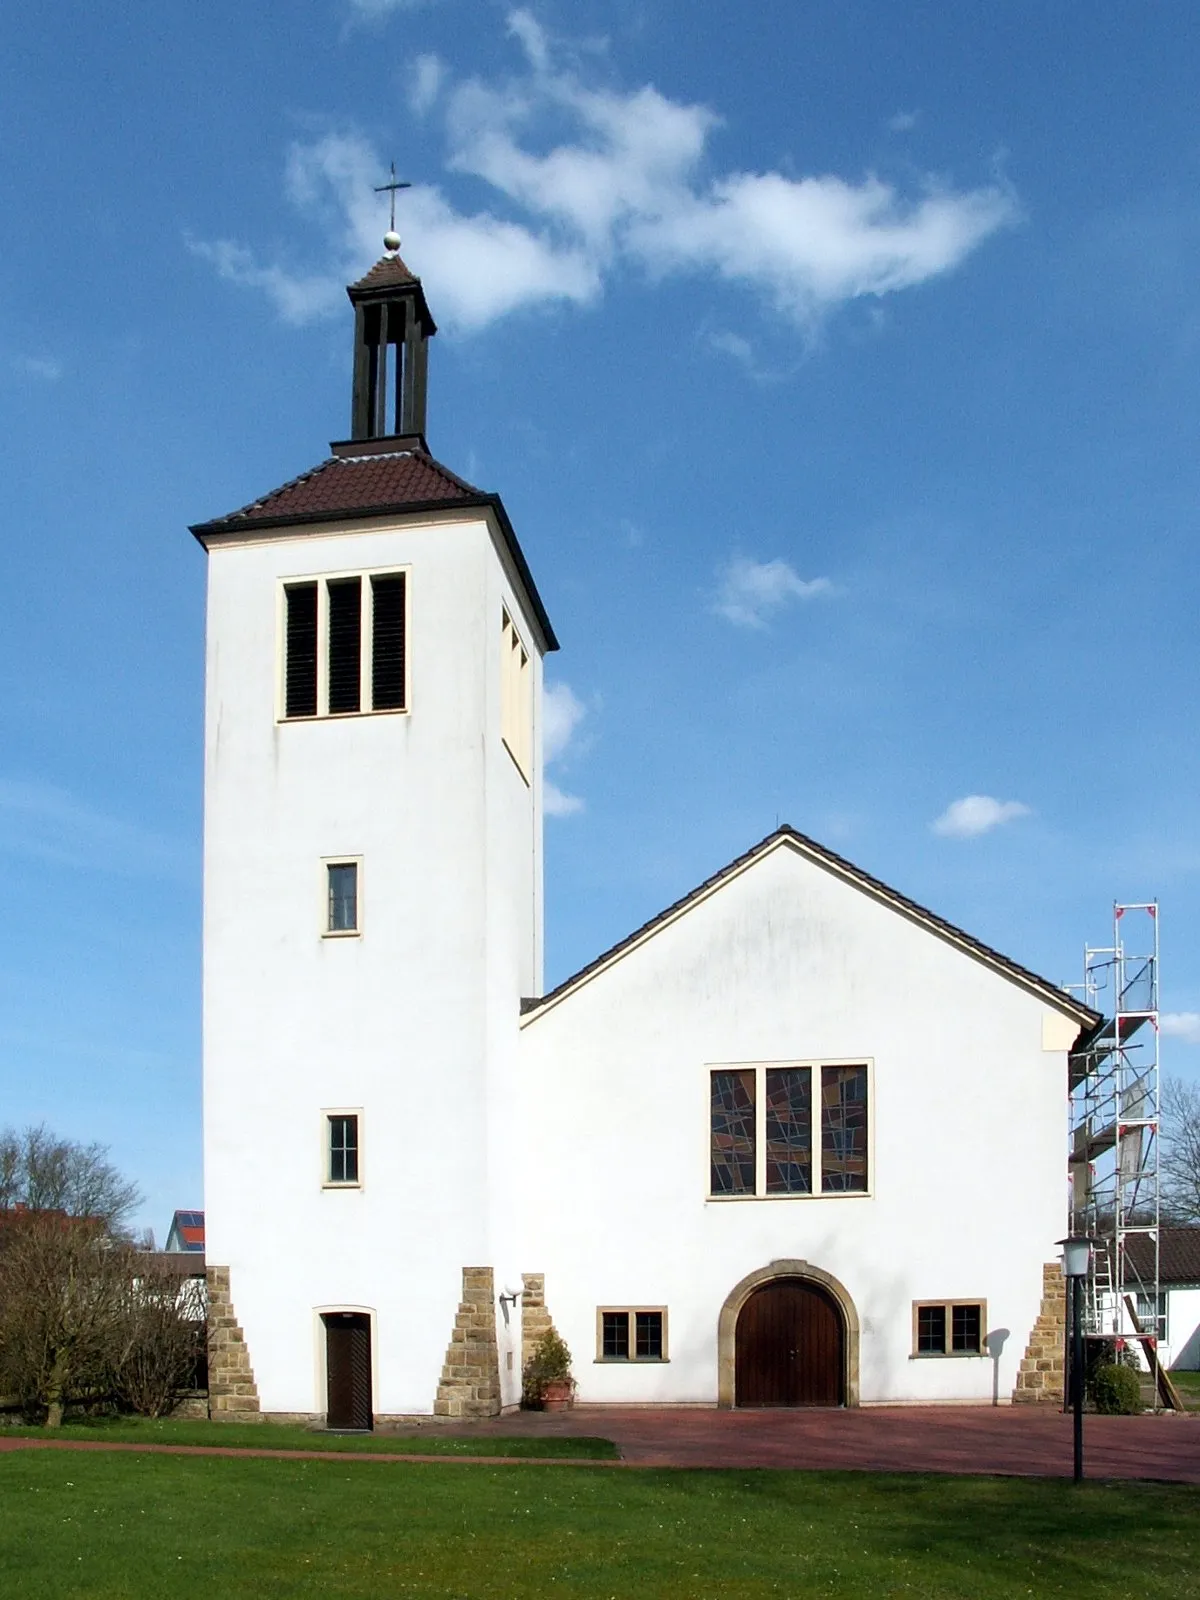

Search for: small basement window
xmin=596 ymin=1308 xmax=667 ymax=1362
xmin=913 ymin=1300 xmax=985 ymax=1356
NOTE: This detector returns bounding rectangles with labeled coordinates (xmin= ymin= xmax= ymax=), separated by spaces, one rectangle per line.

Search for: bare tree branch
xmin=1161 ymin=1077 xmax=1200 ymax=1223
xmin=0 ymin=1125 xmax=140 ymax=1232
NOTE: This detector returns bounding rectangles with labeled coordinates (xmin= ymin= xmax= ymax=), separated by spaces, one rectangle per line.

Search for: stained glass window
xmin=710 ymin=1070 xmax=756 ymax=1194
xmin=820 ymin=1065 xmax=868 ymax=1192
xmin=765 ymin=1068 xmax=812 ymax=1193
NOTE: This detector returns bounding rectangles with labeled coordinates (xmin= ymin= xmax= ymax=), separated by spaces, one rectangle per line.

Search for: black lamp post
xmin=1058 ymin=1235 xmax=1093 ymax=1483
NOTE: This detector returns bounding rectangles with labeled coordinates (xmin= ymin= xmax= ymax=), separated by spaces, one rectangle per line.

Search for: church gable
xmin=522 ymin=825 xmax=1098 ymax=1035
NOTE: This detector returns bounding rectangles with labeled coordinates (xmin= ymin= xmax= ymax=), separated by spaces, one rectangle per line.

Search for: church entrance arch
xmin=717 ymin=1261 xmax=859 ymax=1408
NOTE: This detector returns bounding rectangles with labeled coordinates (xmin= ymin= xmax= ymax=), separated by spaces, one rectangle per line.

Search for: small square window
xmin=324 ymin=861 xmax=360 ymax=935
xmin=325 ymin=1114 xmax=360 ymax=1186
xmin=596 ymin=1308 xmax=668 ymax=1362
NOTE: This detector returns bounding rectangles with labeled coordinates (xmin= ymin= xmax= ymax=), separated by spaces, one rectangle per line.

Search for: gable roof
xmin=189 ymin=441 xmax=558 ymax=653
xmin=165 ymin=1209 xmax=205 ymax=1252
xmin=521 ymin=825 xmax=1101 ymax=1029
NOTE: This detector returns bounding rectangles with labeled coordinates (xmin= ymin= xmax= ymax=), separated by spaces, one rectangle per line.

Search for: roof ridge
xmin=522 ymin=824 xmax=1101 ymax=1025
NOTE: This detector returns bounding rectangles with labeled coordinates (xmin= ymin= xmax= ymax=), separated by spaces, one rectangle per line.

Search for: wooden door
xmin=735 ymin=1279 xmax=844 ymax=1406
xmin=324 ymin=1313 xmax=373 ymax=1430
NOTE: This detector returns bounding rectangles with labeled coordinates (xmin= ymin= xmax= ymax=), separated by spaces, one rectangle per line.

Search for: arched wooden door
xmin=324 ymin=1312 xmax=373 ymax=1430
xmin=735 ymin=1278 xmax=844 ymax=1406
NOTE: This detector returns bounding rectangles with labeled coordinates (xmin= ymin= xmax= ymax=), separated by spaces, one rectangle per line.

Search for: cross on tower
xmin=374 ymin=162 xmax=412 ymax=239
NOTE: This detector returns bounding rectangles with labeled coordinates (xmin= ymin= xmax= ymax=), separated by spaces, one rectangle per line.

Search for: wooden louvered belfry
xmin=347 ymin=252 xmax=437 ymax=444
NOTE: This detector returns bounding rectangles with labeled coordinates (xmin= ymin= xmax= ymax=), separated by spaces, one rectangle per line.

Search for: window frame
xmin=911 ymin=1299 xmax=987 ymax=1357
xmin=594 ymin=1307 xmax=669 ymax=1363
xmin=322 ymin=1109 xmax=364 ymax=1190
xmin=706 ymin=1058 xmax=873 ymax=1201
xmin=500 ymin=607 xmax=532 ymax=782
xmin=321 ymin=856 xmax=363 ymax=939
xmin=278 ymin=564 xmax=411 ymax=723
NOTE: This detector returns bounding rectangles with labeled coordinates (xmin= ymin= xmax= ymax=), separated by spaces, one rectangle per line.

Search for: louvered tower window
xmin=280 ymin=569 xmax=407 ymax=719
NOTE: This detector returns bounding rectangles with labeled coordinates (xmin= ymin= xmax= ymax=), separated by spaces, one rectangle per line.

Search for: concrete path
xmin=2 ymin=1405 xmax=1198 ymax=1484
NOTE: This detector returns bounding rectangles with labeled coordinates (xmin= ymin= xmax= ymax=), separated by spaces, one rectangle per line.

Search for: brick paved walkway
xmin=2 ymin=1406 xmax=1197 ymax=1483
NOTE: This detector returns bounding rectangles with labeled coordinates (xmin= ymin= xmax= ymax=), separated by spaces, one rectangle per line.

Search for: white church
xmin=193 ymin=241 xmax=1098 ymax=1426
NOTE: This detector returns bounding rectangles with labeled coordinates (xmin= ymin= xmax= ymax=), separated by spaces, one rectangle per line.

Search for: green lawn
xmin=0 ymin=1451 xmax=1197 ymax=1598
xmin=1168 ymin=1369 xmax=1200 ymax=1408
xmin=0 ymin=1415 xmax=616 ymax=1458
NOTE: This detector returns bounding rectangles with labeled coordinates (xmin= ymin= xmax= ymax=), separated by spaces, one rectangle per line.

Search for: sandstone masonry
xmin=1012 ymin=1261 xmax=1066 ymax=1405
xmin=435 ymin=1266 xmax=502 ymax=1418
xmin=206 ymin=1265 xmax=263 ymax=1421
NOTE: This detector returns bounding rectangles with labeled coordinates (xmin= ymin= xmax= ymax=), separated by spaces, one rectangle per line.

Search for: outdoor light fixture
xmin=1057 ymin=1235 xmax=1094 ymax=1483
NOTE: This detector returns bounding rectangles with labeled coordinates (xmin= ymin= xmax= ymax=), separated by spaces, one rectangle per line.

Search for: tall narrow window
xmin=821 ymin=1065 xmax=868 ymax=1192
xmin=710 ymin=1070 xmax=756 ymax=1195
xmin=326 ymin=862 xmax=359 ymax=934
xmin=326 ymin=1114 xmax=360 ymax=1185
xmin=500 ymin=609 xmax=532 ymax=779
xmin=327 ymin=577 xmax=362 ymax=714
xmin=371 ymin=573 xmax=407 ymax=710
xmin=765 ymin=1067 xmax=812 ymax=1194
xmin=284 ymin=583 xmax=318 ymax=718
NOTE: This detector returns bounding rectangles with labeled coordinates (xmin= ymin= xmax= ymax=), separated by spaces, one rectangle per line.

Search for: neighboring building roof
xmin=166 ymin=1209 xmax=205 ymax=1253
xmin=521 ymin=824 xmax=1102 ymax=1030
xmin=190 ymin=442 xmax=558 ymax=654
xmin=1124 ymin=1228 xmax=1200 ymax=1287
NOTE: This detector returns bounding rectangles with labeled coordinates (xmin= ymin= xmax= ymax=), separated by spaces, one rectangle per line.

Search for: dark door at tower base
xmin=735 ymin=1279 xmax=844 ymax=1406
xmin=324 ymin=1312 xmax=373 ymax=1430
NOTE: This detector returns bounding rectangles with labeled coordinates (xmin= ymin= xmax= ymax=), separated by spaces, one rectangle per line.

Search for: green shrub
xmin=521 ymin=1329 xmax=574 ymax=1407
xmin=1090 ymin=1362 xmax=1143 ymax=1415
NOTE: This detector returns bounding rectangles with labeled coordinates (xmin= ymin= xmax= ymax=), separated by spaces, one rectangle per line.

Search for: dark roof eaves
xmin=522 ymin=825 xmax=1101 ymax=1027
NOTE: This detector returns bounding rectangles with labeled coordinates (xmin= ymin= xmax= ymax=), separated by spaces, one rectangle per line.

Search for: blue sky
xmin=2 ymin=0 xmax=1198 ymax=1235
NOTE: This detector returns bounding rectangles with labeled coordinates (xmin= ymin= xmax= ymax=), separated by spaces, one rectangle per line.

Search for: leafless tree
xmin=0 ymin=1212 xmax=132 ymax=1425
xmin=0 ymin=1125 xmax=140 ymax=1232
xmin=113 ymin=1265 xmax=206 ymax=1419
xmin=1161 ymin=1077 xmax=1200 ymax=1223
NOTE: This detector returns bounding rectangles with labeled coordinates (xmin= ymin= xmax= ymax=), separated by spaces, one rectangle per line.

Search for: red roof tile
xmin=350 ymin=253 xmax=421 ymax=293
xmin=192 ymin=449 xmax=481 ymax=535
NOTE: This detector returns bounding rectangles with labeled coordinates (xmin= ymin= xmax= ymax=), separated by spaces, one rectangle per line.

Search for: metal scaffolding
xmin=1067 ymin=904 xmax=1161 ymax=1354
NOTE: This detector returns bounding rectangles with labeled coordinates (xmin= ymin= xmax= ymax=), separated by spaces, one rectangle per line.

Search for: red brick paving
xmin=2 ymin=1405 xmax=1198 ymax=1484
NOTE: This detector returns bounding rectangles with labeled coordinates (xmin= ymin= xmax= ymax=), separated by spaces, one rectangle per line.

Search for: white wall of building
xmin=1167 ymin=1288 xmax=1200 ymax=1370
xmin=515 ymin=838 xmax=1079 ymax=1406
xmin=202 ymin=509 xmax=544 ymax=1416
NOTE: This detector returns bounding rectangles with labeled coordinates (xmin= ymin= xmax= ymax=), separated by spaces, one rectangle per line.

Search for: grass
xmin=0 ymin=1414 xmax=617 ymax=1458
xmin=1167 ymin=1369 xmax=1200 ymax=1408
xmin=0 ymin=1451 xmax=1197 ymax=1599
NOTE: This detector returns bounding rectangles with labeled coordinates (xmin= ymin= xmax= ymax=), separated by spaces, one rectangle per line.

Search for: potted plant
xmin=521 ymin=1329 xmax=576 ymax=1411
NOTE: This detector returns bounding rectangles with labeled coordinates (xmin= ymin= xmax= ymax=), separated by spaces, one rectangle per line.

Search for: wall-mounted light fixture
xmin=498 ymin=1289 xmax=520 ymax=1326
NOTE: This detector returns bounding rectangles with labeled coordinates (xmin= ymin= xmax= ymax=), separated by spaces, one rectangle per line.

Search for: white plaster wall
xmin=516 ymin=839 xmax=1077 ymax=1406
xmin=202 ymin=510 xmax=540 ymax=1415
xmin=1167 ymin=1288 xmax=1200 ymax=1370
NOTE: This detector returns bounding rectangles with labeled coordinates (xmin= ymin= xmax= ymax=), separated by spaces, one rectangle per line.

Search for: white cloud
xmin=0 ymin=778 xmax=189 ymax=879
xmin=409 ymin=53 xmax=445 ymax=117
xmin=542 ymin=680 xmax=587 ymax=817
xmin=888 ymin=110 xmax=920 ymax=133
xmin=713 ymin=557 xmax=833 ymax=628
xmin=195 ymin=11 xmax=1018 ymax=334
xmin=1162 ymin=1012 xmax=1200 ymax=1045
xmin=11 ymin=354 xmax=62 ymax=382
xmin=544 ymin=781 xmax=585 ymax=817
xmin=931 ymin=795 xmax=1032 ymax=839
